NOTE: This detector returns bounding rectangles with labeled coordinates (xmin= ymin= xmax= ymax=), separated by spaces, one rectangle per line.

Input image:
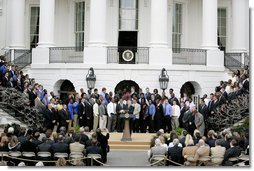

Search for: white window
xmin=119 ymin=0 xmax=138 ymax=31
xmin=172 ymin=3 xmax=182 ymax=52
xmin=75 ymin=1 xmax=85 ymax=51
xmin=30 ymin=7 xmax=40 ymax=49
xmin=217 ymin=8 xmax=227 ymax=51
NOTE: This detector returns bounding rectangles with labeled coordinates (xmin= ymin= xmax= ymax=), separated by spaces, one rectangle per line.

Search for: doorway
xmin=115 ymin=80 xmax=139 ymax=97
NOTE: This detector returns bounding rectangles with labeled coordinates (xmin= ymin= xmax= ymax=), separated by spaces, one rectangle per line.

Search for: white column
xmin=202 ymin=0 xmax=224 ymax=68
xmin=150 ymin=0 xmax=168 ymax=47
xmin=149 ymin=0 xmax=171 ymax=65
xmin=10 ymin=0 xmax=25 ymax=48
xmin=231 ymin=0 xmax=248 ymax=52
xmin=202 ymin=0 xmax=218 ymax=49
xmin=84 ymin=0 xmax=107 ymax=64
xmin=37 ymin=0 xmax=55 ymax=47
xmin=88 ymin=0 xmax=107 ymax=46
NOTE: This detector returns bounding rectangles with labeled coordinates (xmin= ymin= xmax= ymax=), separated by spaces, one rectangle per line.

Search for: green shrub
xmin=230 ymin=116 xmax=249 ymax=133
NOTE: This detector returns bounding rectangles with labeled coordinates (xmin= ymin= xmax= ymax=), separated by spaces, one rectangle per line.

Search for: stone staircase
xmin=108 ymin=133 xmax=153 ymax=150
xmin=0 ymin=109 xmax=27 ymax=128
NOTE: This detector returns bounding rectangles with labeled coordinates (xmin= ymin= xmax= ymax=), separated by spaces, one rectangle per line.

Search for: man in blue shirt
xmin=100 ymin=87 xmax=109 ymax=106
xmin=148 ymin=99 xmax=155 ymax=133
xmin=163 ymin=98 xmax=173 ymax=133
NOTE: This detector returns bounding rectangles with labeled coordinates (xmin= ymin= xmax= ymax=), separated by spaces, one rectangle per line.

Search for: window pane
xmin=75 ymin=2 xmax=85 ymax=51
xmin=217 ymin=8 xmax=227 ymax=51
xmin=172 ymin=3 xmax=182 ymax=49
xmin=30 ymin=7 xmax=40 ymax=49
xmin=119 ymin=0 xmax=138 ymax=30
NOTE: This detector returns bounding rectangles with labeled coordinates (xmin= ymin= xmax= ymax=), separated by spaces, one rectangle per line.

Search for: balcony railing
xmin=3 ymin=49 xmax=11 ymax=62
xmin=107 ymin=46 xmax=149 ymax=64
xmin=224 ymin=52 xmax=249 ymax=71
xmin=172 ymin=48 xmax=207 ymax=65
xmin=13 ymin=49 xmax=31 ymax=69
xmin=49 ymin=47 xmax=83 ymax=63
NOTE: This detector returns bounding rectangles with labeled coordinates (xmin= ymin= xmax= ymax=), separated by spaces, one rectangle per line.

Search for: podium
xmin=120 ymin=113 xmax=134 ymax=141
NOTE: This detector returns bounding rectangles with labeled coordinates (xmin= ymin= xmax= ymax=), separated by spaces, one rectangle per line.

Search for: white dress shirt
xmin=107 ymin=102 xmax=116 ymax=117
xmin=172 ymin=104 xmax=180 ymax=117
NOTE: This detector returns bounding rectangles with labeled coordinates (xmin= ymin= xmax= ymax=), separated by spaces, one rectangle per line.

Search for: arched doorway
xmin=180 ymin=82 xmax=195 ymax=98
xmin=180 ymin=81 xmax=202 ymax=106
xmin=53 ymin=79 xmax=76 ymax=102
xmin=114 ymin=80 xmax=139 ymax=97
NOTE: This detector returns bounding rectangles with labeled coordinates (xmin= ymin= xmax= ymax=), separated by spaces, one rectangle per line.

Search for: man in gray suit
xmin=149 ymin=138 xmax=167 ymax=163
xmin=193 ymin=106 xmax=205 ymax=136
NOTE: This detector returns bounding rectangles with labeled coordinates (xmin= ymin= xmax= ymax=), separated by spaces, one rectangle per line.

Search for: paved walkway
xmin=106 ymin=150 xmax=150 ymax=166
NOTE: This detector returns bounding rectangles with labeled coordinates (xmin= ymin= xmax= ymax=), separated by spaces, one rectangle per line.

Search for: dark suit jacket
xmin=168 ymin=145 xmax=183 ymax=165
xmin=2 ymin=76 xmax=8 ymax=87
xmin=218 ymin=95 xmax=226 ymax=106
xmin=116 ymin=103 xmax=128 ymax=115
xmin=44 ymin=109 xmax=53 ymax=129
xmin=78 ymin=102 xmax=85 ymax=118
xmin=38 ymin=142 xmax=52 ymax=152
xmin=85 ymin=101 xmax=93 ymax=119
xmin=29 ymin=91 xmax=37 ymax=106
xmin=207 ymin=138 xmax=216 ymax=148
xmin=80 ymin=134 xmax=89 ymax=146
xmin=58 ymin=109 xmax=69 ymax=128
xmin=243 ymin=80 xmax=249 ymax=92
xmin=51 ymin=142 xmax=69 ymax=154
xmin=223 ymin=146 xmax=241 ymax=165
xmin=20 ymin=141 xmax=37 ymax=153
xmin=199 ymin=104 xmax=208 ymax=120
xmin=86 ymin=145 xmax=103 ymax=156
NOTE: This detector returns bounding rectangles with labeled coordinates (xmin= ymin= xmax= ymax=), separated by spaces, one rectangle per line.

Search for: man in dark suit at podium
xmin=116 ymin=98 xmax=128 ymax=132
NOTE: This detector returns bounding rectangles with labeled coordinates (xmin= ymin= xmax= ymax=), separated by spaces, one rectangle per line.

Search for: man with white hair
xmin=193 ymin=106 xmax=205 ymax=136
xmin=168 ymin=138 xmax=183 ymax=165
xmin=194 ymin=139 xmax=210 ymax=165
xmin=149 ymin=138 xmax=168 ymax=162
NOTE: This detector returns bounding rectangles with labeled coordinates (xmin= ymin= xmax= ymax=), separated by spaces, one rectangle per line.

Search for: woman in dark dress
xmin=154 ymin=99 xmax=164 ymax=132
xmin=140 ymin=97 xmax=148 ymax=133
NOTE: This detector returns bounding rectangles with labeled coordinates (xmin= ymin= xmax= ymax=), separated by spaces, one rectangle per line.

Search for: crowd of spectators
xmin=0 ymin=123 xmax=109 ymax=166
xmin=148 ymin=128 xmax=249 ymax=166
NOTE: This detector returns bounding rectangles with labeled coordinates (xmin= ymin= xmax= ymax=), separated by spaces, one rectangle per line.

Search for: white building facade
xmin=0 ymin=0 xmax=250 ymax=100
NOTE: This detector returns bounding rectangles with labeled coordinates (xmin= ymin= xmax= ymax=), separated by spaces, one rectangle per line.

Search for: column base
xmin=201 ymin=45 xmax=219 ymax=50
xmin=206 ymin=49 xmax=224 ymax=67
xmin=83 ymin=46 xmax=107 ymax=64
xmin=9 ymin=45 xmax=26 ymax=49
xmin=37 ymin=42 xmax=55 ymax=48
xmin=32 ymin=48 xmax=49 ymax=64
xmin=149 ymin=47 xmax=172 ymax=65
xmin=230 ymin=48 xmax=247 ymax=53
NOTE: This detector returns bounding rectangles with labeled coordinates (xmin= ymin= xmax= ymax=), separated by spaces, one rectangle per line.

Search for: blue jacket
xmin=68 ymin=103 xmax=74 ymax=120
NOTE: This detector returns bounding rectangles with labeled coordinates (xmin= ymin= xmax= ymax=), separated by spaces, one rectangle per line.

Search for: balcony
xmin=172 ymin=48 xmax=207 ymax=65
xmin=224 ymin=52 xmax=249 ymax=71
xmin=107 ymin=46 xmax=149 ymax=64
xmin=49 ymin=47 xmax=83 ymax=63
